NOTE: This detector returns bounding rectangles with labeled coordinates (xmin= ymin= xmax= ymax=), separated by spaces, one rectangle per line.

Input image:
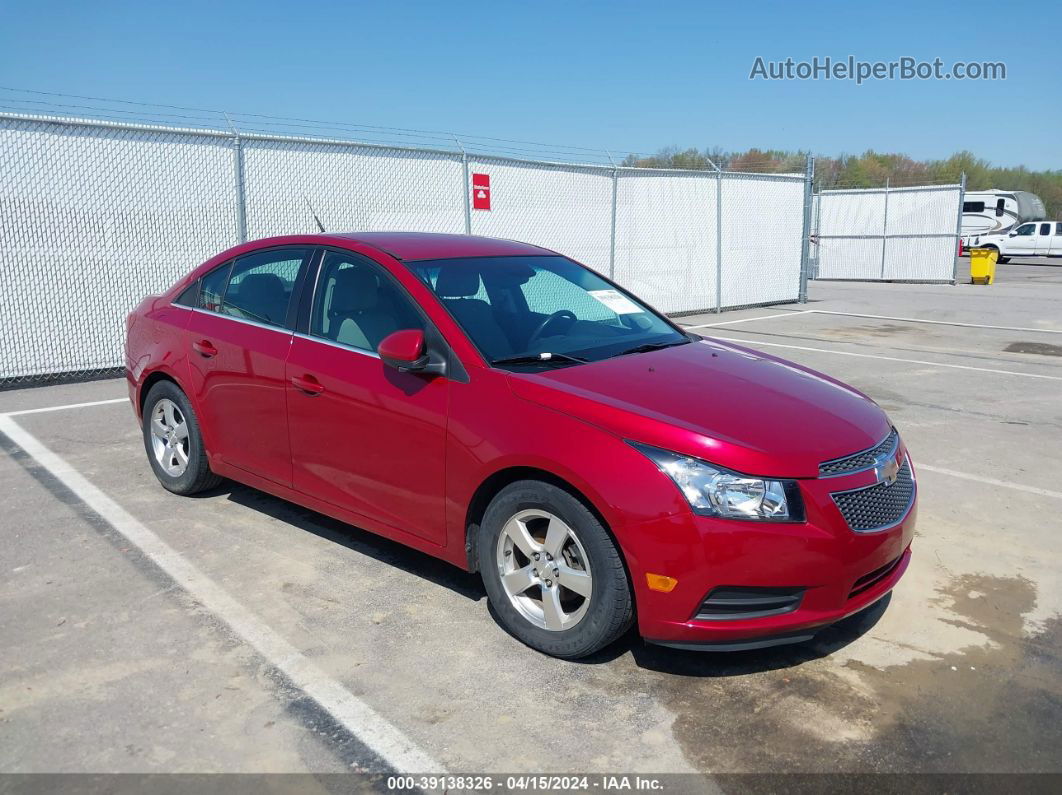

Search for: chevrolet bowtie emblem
xmin=875 ymin=455 xmax=900 ymax=486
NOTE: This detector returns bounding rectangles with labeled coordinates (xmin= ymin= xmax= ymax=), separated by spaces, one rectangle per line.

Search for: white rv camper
xmin=960 ymin=190 xmax=1046 ymax=247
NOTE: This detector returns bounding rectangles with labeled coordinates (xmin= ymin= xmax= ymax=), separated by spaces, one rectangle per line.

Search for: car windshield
xmin=406 ymin=256 xmax=688 ymax=369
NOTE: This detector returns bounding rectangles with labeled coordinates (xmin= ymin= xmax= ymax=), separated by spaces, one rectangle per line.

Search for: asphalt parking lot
xmin=1 ymin=257 xmax=1060 ymax=778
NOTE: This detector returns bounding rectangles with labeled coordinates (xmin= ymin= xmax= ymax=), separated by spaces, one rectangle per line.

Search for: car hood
xmin=508 ymin=337 xmax=891 ymax=478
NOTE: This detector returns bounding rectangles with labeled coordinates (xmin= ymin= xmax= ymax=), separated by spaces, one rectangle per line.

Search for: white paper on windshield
xmin=588 ymin=289 xmax=641 ymax=315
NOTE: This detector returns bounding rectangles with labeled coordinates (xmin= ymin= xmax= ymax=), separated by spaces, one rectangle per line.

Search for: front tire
xmin=142 ymin=381 xmax=222 ymax=495
xmin=478 ymin=480 xmax=633 ymax=659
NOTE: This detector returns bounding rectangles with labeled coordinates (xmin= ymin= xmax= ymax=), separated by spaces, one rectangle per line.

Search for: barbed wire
xmin=0 ymin=86 xmax=1018 ymax=184
xmin=0 ymin=86 xmax=665 ymax=166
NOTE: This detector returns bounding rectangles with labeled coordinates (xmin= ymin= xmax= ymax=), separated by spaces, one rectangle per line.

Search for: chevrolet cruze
xmin=125 ymin=232 xmax=915 ymax=659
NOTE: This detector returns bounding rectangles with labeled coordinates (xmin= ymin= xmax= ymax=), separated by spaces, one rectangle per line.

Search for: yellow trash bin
xmin=969 ymin=247 xmax=997 ymax=285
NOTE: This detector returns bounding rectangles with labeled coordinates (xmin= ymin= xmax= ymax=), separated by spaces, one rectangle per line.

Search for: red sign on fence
xmin=472 ymin=173 xmax=491 ymax=211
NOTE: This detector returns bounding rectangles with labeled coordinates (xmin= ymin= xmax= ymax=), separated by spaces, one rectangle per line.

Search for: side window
xmin=1015 ymin=224 xmax=1036 ymax=236
xmin=221 ymin=248 xmax=310 ymax=328
xmin=311 ymin=252 xmax=423 ymax=352
xmin=520 ymin=266 xmax=615 ymax=323
xmin=174 ymin=281 xmax=199 ymax=307
xmin=1056 ymin=223 xmax=1062 ymax=236
xmin=1040 ymin=223 xmax=1052 ymax=236
xmin=995 ymin=198 xmax=1006 ymax=217
xmin=198 ymin=262 xmax=232 ymax=312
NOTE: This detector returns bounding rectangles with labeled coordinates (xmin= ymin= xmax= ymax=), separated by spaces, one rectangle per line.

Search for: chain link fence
xmin=242 ymin=138 xmax=466 ymax=239
xmin=613 ymin=168 xmax=720 ymax=314
xmin=0 ymin=116 xmax=239 ymax=385
xmin=467 ymin=156 xmax=616 ymax=275
xmin=0 ymin=112 xmax=812 ymax=387
xmin=720 ymin=172 xmax=809 ymax=308
xmin=811 ymin=179 xmax=965 ymax=282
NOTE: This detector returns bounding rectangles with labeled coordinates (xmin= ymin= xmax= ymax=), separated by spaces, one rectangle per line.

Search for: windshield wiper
xmin=612 ymin=340 xmax=690 ymax=357
xmin=491 ymin=352 xmax=588 ymax=367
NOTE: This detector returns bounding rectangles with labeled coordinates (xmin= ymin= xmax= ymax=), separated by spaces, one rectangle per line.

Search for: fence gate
xmin=812 ymin=180 xmax=965 ymax=282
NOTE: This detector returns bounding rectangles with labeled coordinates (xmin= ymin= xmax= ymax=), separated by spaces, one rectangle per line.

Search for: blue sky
xmin=0 ymin=0 xmax=1057 ymax=169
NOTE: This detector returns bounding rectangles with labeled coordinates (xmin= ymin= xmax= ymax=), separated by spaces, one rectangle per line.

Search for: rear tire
xmin=141 ymin=381 xmax=222 ymax=495
xmin=478 ymin=480 xmax=633 ymax=659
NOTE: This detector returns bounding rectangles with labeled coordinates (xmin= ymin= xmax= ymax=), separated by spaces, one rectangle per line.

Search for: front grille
xmin=848 ymin=555 xmax=903 ymax=599
xmin=695 ymin=586 xmax=804 ymax=621
xmin=832 ymin=457 xmax=915 ymax=533
xmin=819 ymin=429 xmax=899 ymax=477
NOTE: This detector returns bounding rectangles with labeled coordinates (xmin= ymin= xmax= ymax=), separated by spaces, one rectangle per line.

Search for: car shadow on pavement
xmin=209 ymin=482 xmax=487 ymax=602
xmin=196 ymin=481 xmax=888 ymax=673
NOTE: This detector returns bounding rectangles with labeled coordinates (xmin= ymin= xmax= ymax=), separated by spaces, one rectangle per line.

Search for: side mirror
xmin=378 ymin=329 xmax=445 ymax=376
xmin=1009 ymin=231 xmax=1018 ymax=237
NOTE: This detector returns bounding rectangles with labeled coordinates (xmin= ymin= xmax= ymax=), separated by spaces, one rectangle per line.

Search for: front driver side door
xmin=1007 ymin=223 xmax=1038 ymax=256
xmin=285 ymin=249 xmax=450 ymax=546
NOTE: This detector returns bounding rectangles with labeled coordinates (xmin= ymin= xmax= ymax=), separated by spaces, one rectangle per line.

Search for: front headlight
xmin=630 ymin=442 xmax=800 ymax=521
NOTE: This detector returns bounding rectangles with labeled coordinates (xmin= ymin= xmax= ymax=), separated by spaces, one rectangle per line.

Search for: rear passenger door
xmin=185 ymin=246 xmax=314 ymax=487
xmin=1035 ymin=223 xmax=1053 ymax=255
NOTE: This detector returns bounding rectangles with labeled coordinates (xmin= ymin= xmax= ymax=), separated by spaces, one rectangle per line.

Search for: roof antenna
xmin=303 ymin=195 xmax=326 ymax=233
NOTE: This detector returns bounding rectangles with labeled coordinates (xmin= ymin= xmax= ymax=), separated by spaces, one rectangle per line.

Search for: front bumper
xmin=620 ymin=454 xmax=917 ymax=649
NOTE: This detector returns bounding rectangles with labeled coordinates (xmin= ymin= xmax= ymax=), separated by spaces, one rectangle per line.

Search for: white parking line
xmin=918 ymin=464 xmax=1062 ymax=501
xmin=684 ymin=312 xmax=802 ymax=329
xmin=686 ymin=309 xmax=1062 ymax=334
xmin=0 ymin=414 xmax=445 ymax=775
xmin=714 ymin=336 xmax=1062 ymax=381
xmin=4 ymin=397 xmax=128 ymax=417
xmin=805 ymin=309 xmax=1062 ymax=335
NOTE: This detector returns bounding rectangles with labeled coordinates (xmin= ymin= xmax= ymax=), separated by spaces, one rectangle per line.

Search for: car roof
xmin=329 ymin=232 xmax=555 ymax=261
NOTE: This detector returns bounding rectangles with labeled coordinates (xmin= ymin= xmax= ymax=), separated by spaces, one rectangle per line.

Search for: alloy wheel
xmin=149 ymin=398 xmax=190 ymax=478
xmin=495 ymin=509 xmax=593 ymax=631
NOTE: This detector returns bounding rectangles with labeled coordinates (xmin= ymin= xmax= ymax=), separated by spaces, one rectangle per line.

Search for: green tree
xmin=622 ymin=146 xmax=1062 ymax=218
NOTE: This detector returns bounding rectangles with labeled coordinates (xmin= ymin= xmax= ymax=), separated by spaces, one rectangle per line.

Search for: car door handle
xmin=291 ymin=374 xmax=325 ymax=396
xmin=192 ymin=339 xmax=218 ymax=358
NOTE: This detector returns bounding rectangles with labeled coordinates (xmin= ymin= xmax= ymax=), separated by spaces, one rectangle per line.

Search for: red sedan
xmin=125 ymin=233 xmax=915 ymax=658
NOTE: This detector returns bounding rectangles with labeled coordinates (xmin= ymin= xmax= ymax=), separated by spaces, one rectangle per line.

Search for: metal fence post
xmin=813 ymin=190 xmax=822 ymax=279
xmin=879 ymin=177 xmax=890 ymax=279
xmin=951 ymin=171 xmax=967 ymax=285
xmin=232 ymin=132 xmax=248 ymax=243
xmin=456 ymin=137 xmax=471 ymax=235
xmin=798 ymin=155 xmax=814 ymax=303
xmin=609 ymin=167 xmax=618 ymax=280
xmin=715 ymin=167 xmax=723 ymax=313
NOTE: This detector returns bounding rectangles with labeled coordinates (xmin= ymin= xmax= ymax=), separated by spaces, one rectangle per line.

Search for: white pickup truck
xmin=971 ymin=221 xmax=1062 ymax=263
